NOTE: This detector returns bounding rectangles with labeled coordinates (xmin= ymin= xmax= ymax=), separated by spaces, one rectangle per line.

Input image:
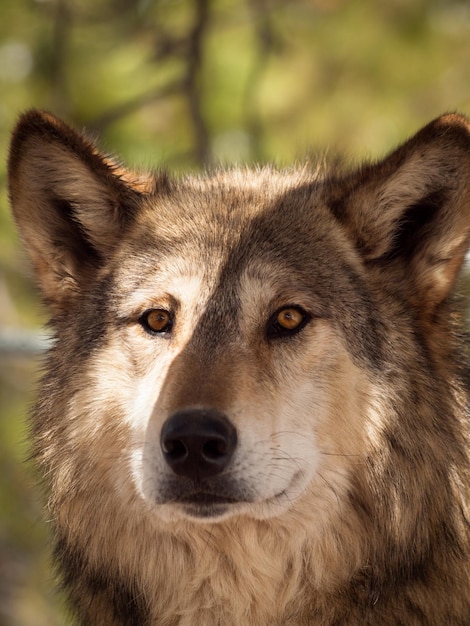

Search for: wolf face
xmin=8 ymin=111 xmax=470 ymax=625
xmin=110 ymin=189 xmax=371 ymax=523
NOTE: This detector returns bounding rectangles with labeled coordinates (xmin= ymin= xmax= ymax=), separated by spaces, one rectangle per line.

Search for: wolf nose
xmin=160 ymin=409 xmax=237 ymax=480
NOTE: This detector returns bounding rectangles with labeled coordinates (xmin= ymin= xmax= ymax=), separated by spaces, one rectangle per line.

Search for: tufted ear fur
xmin=329 ymin=114 xmax=470 ymax=314
xmin=8 ymin=110 xmax=155 ymax=313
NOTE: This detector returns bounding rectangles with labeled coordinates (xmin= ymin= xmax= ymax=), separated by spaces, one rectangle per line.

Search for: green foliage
xmin=0 ymin=0 xmax=469 ymax=622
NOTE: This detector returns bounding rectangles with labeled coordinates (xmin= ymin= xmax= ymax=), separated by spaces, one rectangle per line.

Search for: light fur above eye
xmin=140 ymin=309 xmax=173 ymax=334
xmin=266 ymin=306 xmax=311 ymax=339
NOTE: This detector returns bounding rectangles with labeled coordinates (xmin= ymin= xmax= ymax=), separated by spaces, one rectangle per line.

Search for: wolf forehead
xmin=132 ymin=169 xmax=338 ymax=241
xmin=110 ymin=171 xmax=367 ymax=314
xmin=116 ymin=169 xmax=358 ymax=285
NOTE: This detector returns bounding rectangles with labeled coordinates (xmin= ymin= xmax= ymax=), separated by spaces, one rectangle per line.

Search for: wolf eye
xmin=140 ymin=309 xmax=173 ymax=334
xmin=267 ymin=306 xmax=310 ymax=339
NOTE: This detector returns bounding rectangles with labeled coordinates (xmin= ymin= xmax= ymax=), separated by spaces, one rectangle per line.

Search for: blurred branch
xmin=244 ymin=0 xmax=281 ymax=161
xmin=51 ymin=0 xmax=72 ymax=117
xmin=153 ymin=33 xmax=189 ymax=61
xmin=0 ymin=329 xmax=52 ymax=356
xmin=89 ymin=79 xmax=184 ymax=132
xmin=88 ymin=0 xmax=212 ymax=167
xmin=184 ymin=0 xmax=211 ymax=166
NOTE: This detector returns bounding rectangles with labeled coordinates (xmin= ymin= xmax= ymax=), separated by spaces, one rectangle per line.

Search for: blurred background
xmin=0 ymin=0 xmax=469 ymax=623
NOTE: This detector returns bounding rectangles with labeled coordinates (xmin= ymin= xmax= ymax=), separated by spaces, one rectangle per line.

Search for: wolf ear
xmin=330 ymin=114 xmax=470 ymax=314
xmin=8 ymin=110 xmax=155 ymax=312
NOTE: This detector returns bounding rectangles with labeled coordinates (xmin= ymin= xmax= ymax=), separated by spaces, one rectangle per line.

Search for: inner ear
xmin=8 ymin=110 xmax=152 ymax=312
xmin=52 ymin=196 xmax=103 ymax=266
xmin=380 ymin=189 xmax=447 ymax=263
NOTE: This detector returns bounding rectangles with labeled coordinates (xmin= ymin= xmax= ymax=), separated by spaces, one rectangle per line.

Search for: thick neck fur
xmin=58 ymin=495 xmax=364 ymax=625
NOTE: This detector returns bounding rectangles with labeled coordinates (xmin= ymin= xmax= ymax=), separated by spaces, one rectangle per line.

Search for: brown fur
xmin=8 ymin=110 xmax=470 ymax=624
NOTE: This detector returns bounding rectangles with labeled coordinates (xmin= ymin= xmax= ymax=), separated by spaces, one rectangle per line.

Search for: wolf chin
xmin=8 ymin=110 xmax=470 ymax=624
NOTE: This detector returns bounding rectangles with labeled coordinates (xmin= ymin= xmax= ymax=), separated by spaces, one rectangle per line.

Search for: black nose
xmin=160 ymin=409 xmax=237 ymax=480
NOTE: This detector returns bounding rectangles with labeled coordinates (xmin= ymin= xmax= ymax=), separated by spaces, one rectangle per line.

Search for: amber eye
xmin=276 ymin=308 xmax=304 ymax=330
xmin=267 ymin=306 xmax=310 ymax=339
xmin=140 ymin=309 xmax=173 ymax=334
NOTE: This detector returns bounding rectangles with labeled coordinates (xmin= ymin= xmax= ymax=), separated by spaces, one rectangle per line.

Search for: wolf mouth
xmin=173 ymin=484 xmax=299 ymax=520
xmin=177 ymin=492 xmax=240 ymax=506
xmin=160 ymin=470 xmax=305 ymax=510
xmin=173 ymin=492 xmax=241 ymax=519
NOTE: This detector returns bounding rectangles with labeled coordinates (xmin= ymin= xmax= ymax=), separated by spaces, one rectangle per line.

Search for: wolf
xmin=8 ymin=109 xmax=470 ymax=624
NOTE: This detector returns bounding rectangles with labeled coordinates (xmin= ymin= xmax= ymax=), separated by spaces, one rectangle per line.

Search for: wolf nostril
xmin=162 ymin=438 xmax=188 ymax=462
xmin=203 ymin=438 xmax=228 ymax=460
xmin=160 ymin=409 xmax=237 ymax=480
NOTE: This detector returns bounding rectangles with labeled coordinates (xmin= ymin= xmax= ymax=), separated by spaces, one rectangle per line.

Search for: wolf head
xmin=8 ymin=111 xmax=470 ymax=528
